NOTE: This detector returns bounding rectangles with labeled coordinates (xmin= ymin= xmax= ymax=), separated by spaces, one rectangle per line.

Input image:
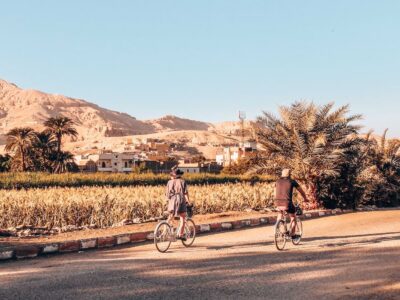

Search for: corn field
xmin=0 ymin=183 xmax=275 ymax=229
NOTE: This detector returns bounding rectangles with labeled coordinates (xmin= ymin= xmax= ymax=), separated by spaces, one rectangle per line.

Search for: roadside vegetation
xmin=0 ymin=172 xmax=273 ymax=189
xmin=0 ymin=183 xmax=275 ymax=229
xmin=226 ymin=102 xmax=400 ymax=209
xmin=2 ymin=116 xmax=78 ymax=173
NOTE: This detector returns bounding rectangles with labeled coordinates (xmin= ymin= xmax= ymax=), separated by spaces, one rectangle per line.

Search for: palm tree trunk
xmin=20 ymin=145 xmax=25 ymax=172
xmin=57 ymin=134 xmax=62 ymax=154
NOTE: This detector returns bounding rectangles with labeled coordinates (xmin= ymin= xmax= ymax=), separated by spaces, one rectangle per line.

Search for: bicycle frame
xmin=166 ymin=214 xmax=189 ymax=236
xmin=277 ymin=210 xmax=299 ymax=236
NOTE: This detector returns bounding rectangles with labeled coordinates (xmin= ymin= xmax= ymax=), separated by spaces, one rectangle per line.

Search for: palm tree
xmin=5 ymin=127 xmax=37 ymax=171
xmin=44 ymin=116 xmax=78 ymax=154
xmin=0 ymin=154 xmax=11 ymax=172
xmin=318 ymin=133 xmax=372 ymax=209
xmin=253 ymin=101 xmax=362 ymax=208
xmin=31 ymin=131 xmax=58 ymax=172
xmin=360 ymin=130 xmax=400 ymax=206
xmin=50 ymin=150 xmax=76 ymax=173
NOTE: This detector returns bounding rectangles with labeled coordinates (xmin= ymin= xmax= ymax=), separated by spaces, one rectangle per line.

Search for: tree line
xmin=0 ymin=116 xmax=78 ymax=173
xmin=225 ymin=102 xmax=400 ymax=209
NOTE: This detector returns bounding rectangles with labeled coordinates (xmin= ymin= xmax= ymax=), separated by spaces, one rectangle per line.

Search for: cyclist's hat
xmin=282 ymin=168 xmax=291 ymax=178
xmin=170 ymin=169 xmax=184 ymax=177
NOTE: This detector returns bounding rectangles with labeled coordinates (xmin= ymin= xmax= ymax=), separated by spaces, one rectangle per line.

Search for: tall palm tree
xmin=5 ymin=127 xmax=37 ymax=171
xmin=44 ymin=116 xmax=78 ymax=154
xmin=50 ymin=150 xmax=76 ymax=174
xmin=253 ymin=101 xmax=362 ymax=208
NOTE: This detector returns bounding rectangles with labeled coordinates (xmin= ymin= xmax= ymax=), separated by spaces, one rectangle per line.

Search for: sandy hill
xmin=0 ymin=79 xmax=215 ymax=144
xmin=146 ymin=115 xmax=212 ymax=131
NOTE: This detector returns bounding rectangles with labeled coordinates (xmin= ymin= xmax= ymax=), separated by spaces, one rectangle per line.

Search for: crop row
xmin=0 ymin=172 xmax=274 ymax=190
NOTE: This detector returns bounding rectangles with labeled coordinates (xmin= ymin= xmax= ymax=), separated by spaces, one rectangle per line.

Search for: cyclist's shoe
xmin=176 ymin=235 xmax=187 ymax=241
xmin=291 ymin=234 xmax=301 ymax=240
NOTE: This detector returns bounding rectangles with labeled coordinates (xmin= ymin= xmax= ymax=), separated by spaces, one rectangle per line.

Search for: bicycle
xmin=274 ymin=204 xmax=303 ymax=251
xmin=154 ymin=204 xmax=196 ymax=253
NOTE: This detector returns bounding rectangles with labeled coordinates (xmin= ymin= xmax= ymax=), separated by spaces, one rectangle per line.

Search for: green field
xmin=0 ymin=172 xmax=274 ymax=189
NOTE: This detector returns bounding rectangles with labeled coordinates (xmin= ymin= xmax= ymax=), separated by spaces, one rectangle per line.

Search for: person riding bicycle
xmin=275 ymin=169 xmax=308 ymax=239
xmin=166 ymin=168 xmax=190 ymax=241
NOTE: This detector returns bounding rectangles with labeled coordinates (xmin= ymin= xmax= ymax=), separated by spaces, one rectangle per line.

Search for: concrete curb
xmin=0 ymin=207 xmax=390 ymax=262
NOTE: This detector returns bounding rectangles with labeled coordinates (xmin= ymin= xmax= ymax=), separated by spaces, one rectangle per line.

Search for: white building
xmin=97 ymin=151 xmax=140 ymax=173
xmin=216 ymin=143 xmax=258 ymax=166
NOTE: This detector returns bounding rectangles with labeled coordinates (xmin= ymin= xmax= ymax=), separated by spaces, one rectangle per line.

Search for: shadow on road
xmin=206 ymin=240 xmax=272 ymax=250
xmin=303 ymin=232 xmax=400 ymax=248
xmin=303 ymin=231 xmax=400 ymax=242
xmin=1 ymin=237 xmax=399 ymax=299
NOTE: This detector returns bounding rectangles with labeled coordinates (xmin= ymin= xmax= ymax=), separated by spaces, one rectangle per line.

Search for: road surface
xmin=1 ymin=210 xmax=399 ymax=300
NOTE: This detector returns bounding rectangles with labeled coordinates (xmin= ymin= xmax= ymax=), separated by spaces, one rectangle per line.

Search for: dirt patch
xmin=0 ymin=211 xmax=275 ymax=249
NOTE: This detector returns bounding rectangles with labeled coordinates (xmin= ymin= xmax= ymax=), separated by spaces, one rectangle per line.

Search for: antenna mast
xmin=238 ymin=111 xmax=246 ymax=148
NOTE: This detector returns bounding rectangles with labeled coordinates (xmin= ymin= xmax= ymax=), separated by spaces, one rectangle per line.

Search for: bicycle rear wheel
xmin=291 ymin=218 xmax=303 ymax=245
xmin=274 ymin=220 xmax=287 ymax=251
xmin=154 ymin=221 xmax=172 ymax=253
xmin=182 ymin=219 xmax=196 ymax=247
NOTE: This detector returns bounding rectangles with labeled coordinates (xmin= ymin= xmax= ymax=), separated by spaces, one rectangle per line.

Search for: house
xmin=74 ymin=154 xmax=99 ymax=172
xmin=146 ymin=152 xmax=170 ymax=162
xmin=95 ymin=150 xmax=178 ymax=174
xmin=200 ymin=162 xmax=223 ymax=174
xmin=137 ymin=159 xmax=178 ymax=174
xmin=216 ymin=143 xmax=257 ymax=166
xmin=135 ymin=141 xmax=171 ymax=154
xmin=97 ymin=151 xmax=139 ymax=173
xmin=177 ymin=162 xmax=223 ymax=174
xmin=150 ymin=142 xmax=170 ymax=153
xmin=178 ymin=163 xmax=202 ymax=174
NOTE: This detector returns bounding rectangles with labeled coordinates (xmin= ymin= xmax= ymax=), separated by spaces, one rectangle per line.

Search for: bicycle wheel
xmin=291 ymin=218 xmax=303 ymax=245
xmin=154 ymin=221 xmax=172 ymax=253
xmin=274 ymin=220 xmax=287 ymax=251
xmin=182 ymin=219 xmax=196 ymax=247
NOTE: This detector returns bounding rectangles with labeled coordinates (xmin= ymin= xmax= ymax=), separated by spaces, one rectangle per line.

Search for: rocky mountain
xmin=0 ymin=79 xmax=214 ymax=143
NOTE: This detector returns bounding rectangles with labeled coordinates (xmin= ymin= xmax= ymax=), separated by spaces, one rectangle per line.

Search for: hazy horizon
xmin=1 ymin=1 xmax=399 ymax=137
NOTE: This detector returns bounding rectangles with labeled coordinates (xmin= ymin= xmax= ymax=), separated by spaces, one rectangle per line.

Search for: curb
xmin=0 ymin=207 xmax=385 ymax=262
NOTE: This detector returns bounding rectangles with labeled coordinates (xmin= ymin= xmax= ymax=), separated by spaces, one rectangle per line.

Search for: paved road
xmin=0 ymin=210 xmax=399 ymax=300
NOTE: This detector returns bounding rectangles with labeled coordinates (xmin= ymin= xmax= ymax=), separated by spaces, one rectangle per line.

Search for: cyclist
xmin=166 ymin=168 xmax=190 ymax=241
xmin=275 ymin=169 xmax=308 ymax=239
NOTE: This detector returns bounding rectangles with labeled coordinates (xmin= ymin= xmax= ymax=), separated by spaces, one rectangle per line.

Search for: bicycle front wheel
xmin=154 ymin=221 xmax=172 ymax=253
xmin=291 ymin=218 xmax=303 ymax=245
xmin=182 ymin=219 xmax=196 ymax=247
xmin=274 ymin=220 xmax=287 ymax=251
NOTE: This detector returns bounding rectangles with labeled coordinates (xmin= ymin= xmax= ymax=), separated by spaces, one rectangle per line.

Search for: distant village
xmin=74 ymin=138 xmax=258 ymax=174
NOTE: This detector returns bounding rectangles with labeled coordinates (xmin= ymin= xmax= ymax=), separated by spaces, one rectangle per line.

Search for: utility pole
xmin=239 ymin=111 xmax=246 ymax=156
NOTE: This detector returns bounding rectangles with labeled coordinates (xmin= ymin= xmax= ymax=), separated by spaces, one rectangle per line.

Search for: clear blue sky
xmin=1 ymin=1 xmax=399 ymax=136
